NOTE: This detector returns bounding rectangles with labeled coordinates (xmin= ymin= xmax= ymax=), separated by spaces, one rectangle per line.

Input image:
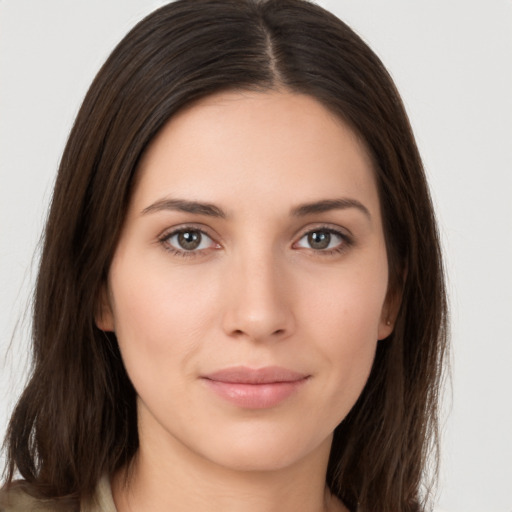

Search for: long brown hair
xmin=2 ymin=1 xmax=448 ymax=511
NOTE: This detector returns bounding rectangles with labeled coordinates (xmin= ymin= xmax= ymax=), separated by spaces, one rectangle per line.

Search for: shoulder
xmin=0 ymin=486 xmax=62 ymax=512
xmin=0 ymin=475 xmax=115 ymax=512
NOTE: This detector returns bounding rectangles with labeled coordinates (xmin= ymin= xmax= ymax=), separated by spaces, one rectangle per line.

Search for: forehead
xmin=132 ymin=90 xmax=379 ymax=217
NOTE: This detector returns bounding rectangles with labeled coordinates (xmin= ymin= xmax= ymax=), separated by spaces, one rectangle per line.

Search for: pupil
xmin=308 ymin=231 xmax=330 ymax=250
xmin=178 ymin=231 xmax=201 ymax=250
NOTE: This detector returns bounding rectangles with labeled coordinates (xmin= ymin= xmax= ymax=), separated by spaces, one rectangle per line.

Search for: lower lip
xmin=202 ymin=379 xmax=307 ymax=409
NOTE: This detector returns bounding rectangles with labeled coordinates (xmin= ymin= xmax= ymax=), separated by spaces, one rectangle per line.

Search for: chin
xmin=191 ymin=424 xmax=333 ymax=474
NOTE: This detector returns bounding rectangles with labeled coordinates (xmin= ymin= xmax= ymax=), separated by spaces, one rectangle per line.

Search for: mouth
xmin=201 ymin=366 xmax=310 ymax=409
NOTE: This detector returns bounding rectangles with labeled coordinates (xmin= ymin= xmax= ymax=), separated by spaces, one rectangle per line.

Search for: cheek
xmin=303 ymin=255 xmax=388 ymax=342
xmin=301 ymin=260 xmax=388 ymax=407
xmin=107 ymin=256 xmax=220 ymax=382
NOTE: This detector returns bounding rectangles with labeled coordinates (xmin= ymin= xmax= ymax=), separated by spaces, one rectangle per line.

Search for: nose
xmin=221 ymin=250 xmax=296 ymax=343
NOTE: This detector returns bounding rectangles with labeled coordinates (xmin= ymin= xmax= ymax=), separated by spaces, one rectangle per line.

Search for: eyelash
xmin=158 ymin=226 xmax=217 ymax=258
xmin=294 ymin=226 xmax=354 ymax=256
xmin=157 ymin=225 xmax=353 ymax=259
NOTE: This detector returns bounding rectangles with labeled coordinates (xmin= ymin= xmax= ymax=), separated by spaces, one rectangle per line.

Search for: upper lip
xmin=203 ymin=366 xmax=309 ymax=384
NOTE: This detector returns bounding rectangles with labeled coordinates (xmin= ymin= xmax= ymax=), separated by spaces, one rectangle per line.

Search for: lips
xmin=204 ymin=366 xmax=308 ymax=384
xmin=201 ymin=366 xmax=309 ymax=409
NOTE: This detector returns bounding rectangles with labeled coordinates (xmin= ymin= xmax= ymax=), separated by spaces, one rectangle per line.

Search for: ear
xmin=95 ymin=284 xmax=115 ymax=332
xmin=377 ymin=268 xmax=406 ymax=340
xmin=377 ymin=292 xmax=400 ymax=340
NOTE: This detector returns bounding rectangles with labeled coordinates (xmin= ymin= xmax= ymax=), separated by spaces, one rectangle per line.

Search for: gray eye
xmin=177 ymin=230 xmax=202 ymax=250
xmin=307 ymin=231 xmax=331 ymax=250
xmin=166 ymin=229 xmax=215 ymax=252
xmin=295 ymin=229 xmax=345 ymax=251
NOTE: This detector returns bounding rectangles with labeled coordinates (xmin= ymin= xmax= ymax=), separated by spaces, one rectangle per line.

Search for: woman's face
xmin=98 ymin=90 xmax=394 ymax=472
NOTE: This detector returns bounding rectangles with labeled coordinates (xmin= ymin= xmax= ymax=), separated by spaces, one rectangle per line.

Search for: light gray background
xmin=1 ymin=1 xmax=511 ymax=511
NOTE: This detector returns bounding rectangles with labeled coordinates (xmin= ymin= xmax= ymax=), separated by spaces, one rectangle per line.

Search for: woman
xmin=0 ymin=0 xmax=447 ymax=511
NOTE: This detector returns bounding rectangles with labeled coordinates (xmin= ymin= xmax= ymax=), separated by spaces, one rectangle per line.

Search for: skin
xmin=97 ymin=90 xmax=396 ymax=512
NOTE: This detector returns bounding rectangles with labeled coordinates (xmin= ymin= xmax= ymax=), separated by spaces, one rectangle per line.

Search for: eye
xmin=161 ymin=228 xmax=218 ymax=254
xmin=294 ymin=228 xmax=349 ymax=252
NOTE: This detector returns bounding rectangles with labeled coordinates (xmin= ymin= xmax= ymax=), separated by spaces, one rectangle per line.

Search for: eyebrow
xmin=141 ymin=198 xmax=226 ymax=218
xmin=141 ymin=197 xmax=371 ymax=220
xmin=291 ymin=198 xmax=371 ymax=219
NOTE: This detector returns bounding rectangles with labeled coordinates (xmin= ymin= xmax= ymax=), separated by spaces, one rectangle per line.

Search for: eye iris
xmin=177 ymin=231 xmax=201 ymax=250
xmin=308 ymin=231 xmax=331 ymax=250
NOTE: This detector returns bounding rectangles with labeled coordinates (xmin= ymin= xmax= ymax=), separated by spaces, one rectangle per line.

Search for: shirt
xmin=0 ymin=475 xmax=116 ymax=512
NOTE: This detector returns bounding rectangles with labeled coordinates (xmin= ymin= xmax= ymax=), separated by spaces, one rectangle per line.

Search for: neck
xmin=112 ymin=426 xmax=346 ymax=512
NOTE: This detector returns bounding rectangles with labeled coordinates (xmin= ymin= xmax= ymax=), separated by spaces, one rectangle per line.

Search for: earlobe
xmin=377 ymin=273 xmax=406 ymax=340
xmin=95 ymin=285 xmax=115 ymax=332
xmin=378 ymin=316 xmax=394 ymax=340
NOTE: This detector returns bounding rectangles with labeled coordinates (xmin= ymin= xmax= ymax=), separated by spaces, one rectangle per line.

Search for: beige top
xmin=0 ymin=475 xmax=116 ymax=512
